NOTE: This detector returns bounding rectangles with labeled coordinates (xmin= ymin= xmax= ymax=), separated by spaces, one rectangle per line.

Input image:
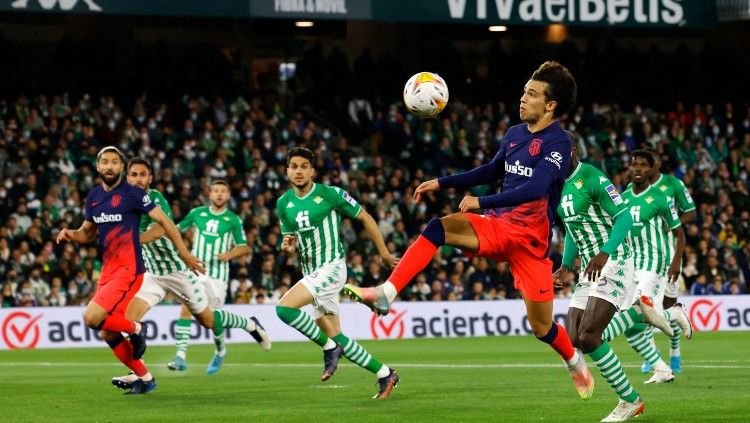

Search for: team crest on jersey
xmin=660 ymin=185 xmax=668 ymax=192
xmin=286 ymin=202 xmax=295 ymax=208
xmin=111 ymin=194 xmax=122 ymax=208
xmin=529 ymin=138 xmax=542 ymax=156
xmin=574 ymin=179 xmax=584 ymax=190
xmin=223 ymin=216 xmax=230 ymax=221
xmin=313 ymin=196 xmax=323 ymax=204
xmin=645 ymin=196 xmax=654 ymax=204
xmin=200 ymin=212 xmax=208 ymax=217
xmin=605 ymin=184 xmax=623 ymax=205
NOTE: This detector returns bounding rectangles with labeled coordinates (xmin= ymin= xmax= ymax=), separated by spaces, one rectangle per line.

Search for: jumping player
xmin=345 ymin=61 xmax=594 ymax=399
xmin=56 ymin=146 xmax=204 ymax=394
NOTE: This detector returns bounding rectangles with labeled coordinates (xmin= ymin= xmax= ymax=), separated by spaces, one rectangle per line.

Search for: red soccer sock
xmin=110 ymin=338 xmax=149 ymax=377
xmin=388 ymin=235 xmax=438 ymax=292
xmin=101 ymin=315 xmax=136 ymax=334
xmin=538 ymin=322 xmax=576 ymax=361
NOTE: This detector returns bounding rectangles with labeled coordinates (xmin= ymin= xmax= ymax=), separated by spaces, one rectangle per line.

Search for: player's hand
xmin=413 ymin=179 xmax=440 ymax=203
xmin=584 ymin=252 xmax=610 ymax=281
xmin=56 ymin=229 xmax=73 ymax=244
xmin=281 ymin=235 xmax=297 ymax=255
xmin=182 ymin=254 xmax=205 ymax=275
xmin=552 ymin=265 xmax=570 ymax=289
xmin=458 ymin=195 xmax=480 ymax=213
xmin=380 ymin=253 xmax=400 ymax=269
xmin=216 ymin=252 xmax=231 ymax=262
xmin=667 ymin=263 xmax=681 ymax=283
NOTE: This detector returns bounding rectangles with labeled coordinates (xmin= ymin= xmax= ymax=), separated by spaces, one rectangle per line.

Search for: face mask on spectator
xmin=712 ymin=126 xmax=720 ymax=135
xmin=322 ymin=130 xmax=331 ymax=139
xmin=148 ymin=122 xmax=157 ymax=130
xmin=281 ymin=130 xmax=289 ymax=140
xmin=727 ymin=125 xmax=734 ymax=135
xmin=107 ymin=121 xmax=116 ymax=130
xmin=418 ymin=204 xmax=427 ymax=213
xmin=0 ymin=188 xmax=5 ymax=199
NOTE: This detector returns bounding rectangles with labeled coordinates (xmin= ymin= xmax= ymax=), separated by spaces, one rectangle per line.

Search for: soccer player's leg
xmin=344 ymin=212 xmax=480 ymax=315
xmin=662 ymin=276 xmax=686 ymax=373
xmin=203 ymin=277 xmax=232 ymax=375
xmin=169 ymin=304 xmax=192 ymax=371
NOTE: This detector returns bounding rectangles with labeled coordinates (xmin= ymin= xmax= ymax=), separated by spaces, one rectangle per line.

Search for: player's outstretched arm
xmin=553 ymin=230 xmax=579 ymax=289
xmin=148 ymin=207 xmax=205 ymax=274
xmin=280 ymin=235 xmax=297 ymax=256
xmin=356 ymin=209 xmax=399 ymax=268
xmin=217 ymin=245 xmax=251 ymax=262
xmin=140 ymin=223 xmax=165 ymax=244
xmin=56 ymin=221 xmax=97 ymax=244
xmin=585 ymin=211 xmax=633 ymax=280
xmin=668 ymin=226 xmax=686 ymax=283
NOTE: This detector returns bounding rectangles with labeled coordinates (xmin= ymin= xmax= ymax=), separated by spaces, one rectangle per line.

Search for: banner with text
xmin=1 ymin=295 xmax=747 ymax=350
xmin=0 ymin=0 xmax=716 ymax=28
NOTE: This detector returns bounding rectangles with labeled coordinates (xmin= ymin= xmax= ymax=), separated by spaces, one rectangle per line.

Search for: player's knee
xmin=577 ymin=328 xmax=602 ymax=354
xmin=99 ymin=330 xmax=120 ymax=342
xmin=82 ymin=311 xmax=103 ymax=329
xmin=422 ymin=217 xmax=445 ymax=246
xmin=529 ymin=319 xmax=553 ymax=338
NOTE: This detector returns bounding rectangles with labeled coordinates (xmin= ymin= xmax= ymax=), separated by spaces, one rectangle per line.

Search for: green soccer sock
xmin=213 ymin=309 xmax=255 ymax=334
xmin=603 ymin=306 xmax=642 ymax=342
xmin=332 ymin=333 xmax=389 ymax=377
xmin=588 ymin=342 xmax=639 ymax=403
xmin=275 ymin=306 xmax=329 ymax=347
xmin=213 ymin=330 xmax=226 ymax=357
xmin=669 ymin=321 xmax=682 ymax=356
xmin=625 ymin=325 xmax=663 ymax=366
xmin=174 ymin=318 xmax=191 ymax=359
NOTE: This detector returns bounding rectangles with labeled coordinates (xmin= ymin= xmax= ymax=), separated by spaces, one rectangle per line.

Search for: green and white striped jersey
xmin=276 ymin=183 xmax=361 ymax=276
xmin=557 ymin=163 xmax=631 ymax=269
xmin=653 ymin=174 xmax=694 ymax=265
xmin=177 ymin=206 xmax=247 ymax=282
xmin=139 ymin=189 xmax=187 ymax=276
xmin=622 ymin=185 xmax=681 ymax=275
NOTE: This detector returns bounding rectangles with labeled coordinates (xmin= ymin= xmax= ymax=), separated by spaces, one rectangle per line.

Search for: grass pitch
xmin=1 ymin=332 xmax=748 ymax=422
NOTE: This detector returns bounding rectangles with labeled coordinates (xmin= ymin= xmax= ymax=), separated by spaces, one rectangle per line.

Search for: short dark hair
xmin=286 ymin=147 xmax=315 ymax=166
xmin=210 ymin=179 xmax=230 ymax=188
xmin=631 ymin=149 xmax=655 ymax=167
xmin=643 ymin=147 xmax=661 ymax=162
xmin=530 ymin=61 xmax=577 ymax=118
xmin=127 ymin=157 xmax=152 ymax=174
xmin=96 ymin=146 xmax=126 ymax=163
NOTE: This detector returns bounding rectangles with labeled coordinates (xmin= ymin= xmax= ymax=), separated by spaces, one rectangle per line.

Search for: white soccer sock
xmin=670 ymin=347 xmax=681 ymax=357
xmin=141 ymin=371 xmax=153 ymax=382
xmin=383 ymin=282 xmax=398 ymax=303
xmin=376 ymin=365 xmax=391 ymax=379
xmin=322 ymin=338 xmax=337 ymax=350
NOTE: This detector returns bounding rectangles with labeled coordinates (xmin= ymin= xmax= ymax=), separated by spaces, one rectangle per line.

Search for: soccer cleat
xmin=249 ymin=317 xmax=272 ymax=351
xmin=638 ymin=296 xmax=674 ymax=337
xmin=567 ymin=350 xmax=595 ymax=400
xmin=373 ymin=369 xmax=399 ymax=399
xmin=167 ymin=356 xmax=187 ymax=371
xmin=125 ymin=378 xmax=157 ymax=395
xmin=206 ymin=353 xmax=225 ymax=375
xmin=644 ymin=369 xmax=674 ymax=384
xmin=343 ymin=284 xmax=390 ymax=316
xmin=640 ymin=361 xmax=652 ymax=373
xmin=669 ymin=303 xmax=693 ymax=340
xmin=670 ymin=356 xmax=683 ymax=374
xmin=112 ymin=372 xmax=138 ymax=390
xmin=129 ymin=323 xmax=147 ymax=360
xmin=321 ymin=344 xmax=344 ymax=381
xmin=600 ymin=397 xmax=645 ymax=422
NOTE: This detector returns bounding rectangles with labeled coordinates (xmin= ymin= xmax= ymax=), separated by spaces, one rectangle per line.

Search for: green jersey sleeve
xmin=177 ymin=208 xmax=195 ymax=232
xmin=276 ymin=196 xmax=294 ymax=235
xmin=591 ymin=173 xmax=628 ymax=219
xmin=231 ymin=215 xmax=248 ymax=246
xmin=140 ymin=190 xmax=173 ymax=233
xmin=672 ymin=176 xmax=696 ymax=213
xmin=327 ymin=186 xmax=362 ymax=219
xmin=663 ymin=199 xmax=682 ymax=230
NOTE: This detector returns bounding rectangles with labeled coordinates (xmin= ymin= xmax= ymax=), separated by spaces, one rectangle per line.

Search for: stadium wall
xmin=1 ymin=296 xmax=748 ymax=350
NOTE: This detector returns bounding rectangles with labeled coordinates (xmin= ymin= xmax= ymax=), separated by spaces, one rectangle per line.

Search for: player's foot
xmin=567 ymin=349 xmax=594 ymax=400
xmin=638 ymin=296 xmax=674 ymax=337
xmin=600 ymin=397 xmax=645 ymax=422
xmin=670 ymin=356 xmax=683 ymax=374
xmin=167 ymin=356 xmax=187 ymax=371
xmin=644 ymin=369 xmax=674 ymax=384
xmin=112 ymin=372 xmax=138 ymax=390
xmin=373 ymin=369 xmax=399 ymax=399
xmin=640 ymin=361 xmax=652 ymax=373
xmin=343 ymin=284 xmax=390 ymax=316
xmin=206 ymin=353 xmax=225 ymax=375
xmin=248 ymin=317 xmax=272 ymax=351
xmin=321 ymin=344 xmax=344 ymax=381
xmin=129 ymin=323 xmax=147 ymax=360
xmin=669 ymin=303 xmax=693 ymax=340
xmin=125 ymin=377 xmax=157 ymax=395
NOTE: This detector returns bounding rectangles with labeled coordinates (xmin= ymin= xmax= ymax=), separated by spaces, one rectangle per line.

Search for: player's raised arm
xmin=425 ymin=146 xmax=506 ymax=203
xmin=139 ymin=222 xmax=165 ymax=244
xmin=148 ymin=206 xmax=205 ymax=274
xmin=356 ymin=208 xmax=399 ymax=269
xmin=56 ymin=220 xmax=98 ymax=244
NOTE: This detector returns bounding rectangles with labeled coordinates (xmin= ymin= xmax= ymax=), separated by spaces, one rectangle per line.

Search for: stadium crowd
xmin=0 ymin=90 xmax=749 ymax=308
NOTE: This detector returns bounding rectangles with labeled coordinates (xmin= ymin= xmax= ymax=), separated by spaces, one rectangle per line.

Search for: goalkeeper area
xmin=2 ymin=332 xmax=748 ymax=422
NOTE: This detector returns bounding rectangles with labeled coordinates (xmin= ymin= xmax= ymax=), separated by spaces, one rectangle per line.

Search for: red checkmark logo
xmin=689 ymin=299 xmax=722 ymax=332
xmin=370 ymin=309 xmax=407 ymax=340
xmin=2 ymin=311 xmax=43 ymax=349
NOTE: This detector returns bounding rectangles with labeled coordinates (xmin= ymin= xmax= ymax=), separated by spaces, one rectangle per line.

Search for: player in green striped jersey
xmin=275 ymin=147 xmax=400 ymax=399
xmin=605 ymin=150 xmax=692 ymax=386
xmin=553 ymin=144 xmax=672 ymax=422
xmin=166 ymin=179 xmax=270 ymax=375
xmin=117 ymin=159 xmax=270 ymax=378
xmin=638 ymin=148 xmax=696 ymax=374
xmin=110 ymin=158 xmax=270 ymax=389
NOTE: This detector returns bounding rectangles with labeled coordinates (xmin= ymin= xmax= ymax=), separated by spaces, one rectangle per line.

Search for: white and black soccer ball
xmin=402 ymin=72 xmax=449 ymax=118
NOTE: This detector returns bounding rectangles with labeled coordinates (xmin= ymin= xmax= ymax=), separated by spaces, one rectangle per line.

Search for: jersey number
xmin=561 ymin=194 xmax=575 ymax=217
xmin=295 ymin=210 xmax=311 ymax=228
xmin=630 ymin=206 xmax=641 ymax=223
xmin=206 ymin=219 xmax=220 ymax=233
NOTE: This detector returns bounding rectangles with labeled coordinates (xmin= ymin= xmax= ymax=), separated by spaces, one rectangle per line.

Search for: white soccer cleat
xmin=669 ymin=303 xmax=693 ymax=340
xmin=644 ymin=369 xmax=674 ymax=384
xmin=638 ymin=296 xmax=674 ymax=337
xmin=111 ymin=372 xmax=139 ymax=390
xmin=249 ymin=317 xmax=272 ymax=351
xmin=601 ymin=398 xmax=645 ymax=422
xmin=567 ymin=349 xmax=595 ymax=400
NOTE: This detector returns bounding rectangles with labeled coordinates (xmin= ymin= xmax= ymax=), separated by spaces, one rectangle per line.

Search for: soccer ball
xmin=403 ymin=72 xmax=449 ymax=118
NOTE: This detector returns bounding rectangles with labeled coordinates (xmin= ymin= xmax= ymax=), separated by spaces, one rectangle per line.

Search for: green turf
xmin=1 ymin=332 xmax=748 ymax=422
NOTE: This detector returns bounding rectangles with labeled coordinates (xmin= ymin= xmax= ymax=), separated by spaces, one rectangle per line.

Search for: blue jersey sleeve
xmin=438 ymin=143 xmax=506 ymax=188
xmin=128 ymin=185 xmax=157 ymax=215
xmin=478 ymin=135 xmax=571 ymax=209
xmin=84 ymin=189 xmax=95 ymax=222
